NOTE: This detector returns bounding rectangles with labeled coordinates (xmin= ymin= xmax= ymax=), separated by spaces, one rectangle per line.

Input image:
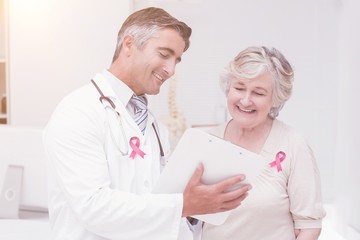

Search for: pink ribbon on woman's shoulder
xmin=129 ymin=136 xmax=146 ymax=159
xmin=269 ymin=151 xmax=286 ymax=172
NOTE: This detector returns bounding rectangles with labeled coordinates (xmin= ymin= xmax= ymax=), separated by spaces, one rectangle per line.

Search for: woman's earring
xmin=269 ymin=107 xmax=278 ymax=119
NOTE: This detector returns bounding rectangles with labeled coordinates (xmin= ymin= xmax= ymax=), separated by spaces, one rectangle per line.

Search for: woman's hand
xmin=295 ymin=228 xmax=321 ymax=240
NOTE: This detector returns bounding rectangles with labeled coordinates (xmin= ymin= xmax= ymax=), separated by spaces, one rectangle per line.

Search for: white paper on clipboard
xmin=152 ymin=127 xmax=266 ymax=226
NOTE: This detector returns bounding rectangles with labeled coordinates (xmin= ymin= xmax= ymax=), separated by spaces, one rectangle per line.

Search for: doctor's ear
xmin=122 ymin=35 xmax=135 ymax=56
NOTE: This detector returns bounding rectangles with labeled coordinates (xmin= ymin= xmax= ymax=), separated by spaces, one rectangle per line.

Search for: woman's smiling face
xmin=227 ymin=71 xmax=274 ymax=129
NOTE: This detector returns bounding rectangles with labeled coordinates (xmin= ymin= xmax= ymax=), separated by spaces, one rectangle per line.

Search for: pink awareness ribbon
xmin=129 ymin=136 xmax=146 ymax=159
xmin=269 ymin=151 xmax=286 ymax=172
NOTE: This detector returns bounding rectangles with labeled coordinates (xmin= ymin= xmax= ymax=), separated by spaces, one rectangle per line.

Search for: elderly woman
xmin=201 ymin=46 xmax=326 ymax=240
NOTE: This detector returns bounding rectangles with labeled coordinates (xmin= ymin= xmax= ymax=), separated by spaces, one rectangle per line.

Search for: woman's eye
xmin=159 ymin=52 xmax=169 ymax=58
xmin=235 ymin=87 xmax=245 ymax=91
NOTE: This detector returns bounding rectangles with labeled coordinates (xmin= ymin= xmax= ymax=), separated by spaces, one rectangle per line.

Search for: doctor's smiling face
xmin=110 ymin=28 xmax=186 ymax=96
xmin=108 ymin=7 xmax=191 ymax=96
xmin=128 ymin=28 xmax=185 ymax=95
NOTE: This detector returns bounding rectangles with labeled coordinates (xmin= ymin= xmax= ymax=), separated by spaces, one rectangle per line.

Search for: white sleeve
xmin=177 ymin=218 xmax=203 ymax=240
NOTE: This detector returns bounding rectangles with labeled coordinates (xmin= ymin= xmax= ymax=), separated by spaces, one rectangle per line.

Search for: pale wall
xmin=334 ymin=0 xmax=360 ymax=238
xmin=7 ymin=0 xmax=130 ymax=126
xmin=0 ymin=0 xmax=5 ymax=59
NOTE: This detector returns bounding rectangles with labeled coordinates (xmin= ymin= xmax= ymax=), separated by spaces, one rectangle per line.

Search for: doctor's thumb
xmin=189 ymin=162 xmax=204 ymax=183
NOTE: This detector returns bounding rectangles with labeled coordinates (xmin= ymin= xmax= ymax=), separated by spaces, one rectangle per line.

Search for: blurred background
xmin=0 ymin=0 xmax=359 ymax=239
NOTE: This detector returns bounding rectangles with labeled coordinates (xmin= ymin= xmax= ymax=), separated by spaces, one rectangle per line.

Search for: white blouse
xmin=202 ymin=119 xmax=326 ymax=240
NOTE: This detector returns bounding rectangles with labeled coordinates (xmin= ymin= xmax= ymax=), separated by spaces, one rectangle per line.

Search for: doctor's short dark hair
xmin=220 ymin=46 xmax=294 ymax=119
xmin=112 ymin=7 xmax=192 ymax=63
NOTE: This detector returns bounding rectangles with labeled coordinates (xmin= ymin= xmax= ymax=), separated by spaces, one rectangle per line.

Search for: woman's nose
xmin=240 ymin=94 xmax=252 ymax=106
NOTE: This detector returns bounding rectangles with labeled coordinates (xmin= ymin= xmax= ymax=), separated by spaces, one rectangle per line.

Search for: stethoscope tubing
xmin=91 ymin=79 xmax=164 ymax=158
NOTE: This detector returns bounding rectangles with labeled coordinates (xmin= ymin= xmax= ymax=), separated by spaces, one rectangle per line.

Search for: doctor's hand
xmin=181 ymin=163 xmax=251 ymax=217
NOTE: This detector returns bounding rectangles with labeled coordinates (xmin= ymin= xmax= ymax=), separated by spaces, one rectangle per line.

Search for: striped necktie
xmin=130 ymin=94 xmax=148 ymax=134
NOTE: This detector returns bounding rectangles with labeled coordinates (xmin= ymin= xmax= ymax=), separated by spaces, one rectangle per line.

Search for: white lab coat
xmin=43 ymin=72 xmax=195 ymax=240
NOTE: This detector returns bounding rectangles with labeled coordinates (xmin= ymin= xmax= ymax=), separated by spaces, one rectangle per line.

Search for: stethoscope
xmin=91 ymin=79 xmax=164 ymax=159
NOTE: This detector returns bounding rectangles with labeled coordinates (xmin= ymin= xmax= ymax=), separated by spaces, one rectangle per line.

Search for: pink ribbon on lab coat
xmin=129 ymin=136 xmax=146 ymax=159
xmin=269 ymin=151 xmax=286 ymax=172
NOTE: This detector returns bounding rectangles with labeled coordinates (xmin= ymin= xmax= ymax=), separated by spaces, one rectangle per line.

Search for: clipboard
xmin=152 ymin=127 xmax=266 ymax=225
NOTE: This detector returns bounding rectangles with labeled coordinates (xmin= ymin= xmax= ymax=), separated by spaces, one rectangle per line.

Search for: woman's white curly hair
xmin=220 ymin=46 xmax=294 ymax=119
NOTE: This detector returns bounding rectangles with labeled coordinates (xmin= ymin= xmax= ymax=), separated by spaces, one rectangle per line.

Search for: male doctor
xmin=43 ymin=7 xmax=251 ymax=240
